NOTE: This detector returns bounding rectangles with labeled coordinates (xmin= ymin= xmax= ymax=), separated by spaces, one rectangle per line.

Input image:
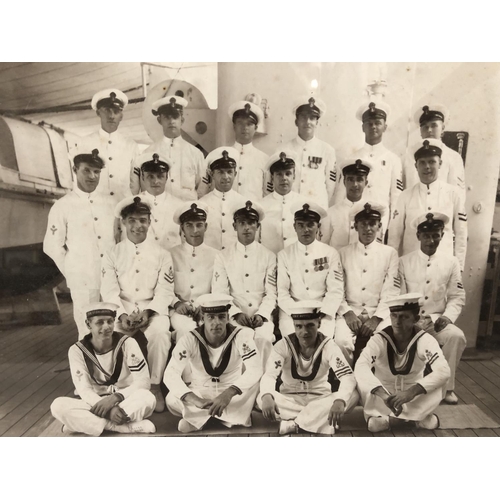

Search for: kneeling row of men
xmin=51 ymin=293 xmax=451 ymax=435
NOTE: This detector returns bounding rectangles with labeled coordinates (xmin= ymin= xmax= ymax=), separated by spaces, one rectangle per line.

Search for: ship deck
xmin=1 ymin=301 xmax=500 ymax=437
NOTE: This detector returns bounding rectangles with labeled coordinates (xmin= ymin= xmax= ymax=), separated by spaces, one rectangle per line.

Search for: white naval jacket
xmin=260 ymin=333 xmax=356 ymax=401
xmin=170 ymin=242 xmax=218 ymax=304
xmin=230 ymin=141 xmax=268 ymax=200
xmin=199 ymin=188 xmax=247 ymax=251
xmin=398 ymin=249 xmax=465 ymax=322
xmin=338 ymin=241 xmax=400 ymax=320
xmin=43 ymin=186 xmax=115 ymax=290
xmin=212 ymin=241 xmax=277 ymax=320
xmin=164 ymin=325 xmax=262 ymax=399
xmin=277 ymin=239 xmax=344 ymax=318
xmin=334 ymin=142 xmax=403 ymax=231
xmin=141 ymin=136 xmax=208 ymax=201
xmin=268 ymin=136 xmax=338 ymax=209
xmin=76 ymin=128 xmax=139 ymax=201
xmin=69 ymin=334 xmax=150 ymax=407
xmin=141 ymin=190 xmax=183 ymax=250
xmin=403 ymin=141 xmax=466 ymax=202
xmin=260 ymin=190 xmax=311 ymax=254
xmin=355 ymin=328 xmax=450 ymax=395
xmin=101 ymin=238 xmax=176 ymax=318
xmin=387 ymin=180 xmax=467 ymax=270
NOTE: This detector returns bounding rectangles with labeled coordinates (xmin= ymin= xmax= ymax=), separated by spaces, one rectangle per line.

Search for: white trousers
xmin=335 ymin=315 xmax=391 ymax=366
xmin=417 ymin=317 xmax=467 ymax=392
xmin=166 ymin=383 xmax=259 ymax=430
xmin=257 ymin=389 xmax=359 ymax=435
xmin=279 ymin=309 xmax=335 ymax=338
xmin=170 ymin=311 xmax=197 ymax=342
xmin=50 ymin=389 xmax=155 ymax=436
xmin=70 ymin=288 xmax=101 ymax=340
xmin=116 ymin=314 xmax=171 ymax=385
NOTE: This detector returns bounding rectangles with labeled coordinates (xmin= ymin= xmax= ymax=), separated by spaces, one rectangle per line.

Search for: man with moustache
xmin=260 ymin=151 xmax=311 ymax=254
xmin=100 ymin=196 xmax=176 ymax=412
xmin=44 ymin=149 xmax=115 ymax=339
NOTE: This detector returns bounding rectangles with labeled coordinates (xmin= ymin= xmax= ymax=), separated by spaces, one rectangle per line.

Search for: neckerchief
xmin=284 ymin=333 xmax=330 ymax=381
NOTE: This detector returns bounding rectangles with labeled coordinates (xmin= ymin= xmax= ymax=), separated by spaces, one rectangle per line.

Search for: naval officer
xmin=100 ymin=196 xmax=176 ymax=412
xmin=139 ymin=153 xmax=183 ymax=250
xmin=388 ymin=138 xmax=467 ymax=271
xmin=260 ymin=151 xmax=311 ymax=254
xmin=212 ymin=200 xmax=277 ymax=369
xmin=74 ymin=89 xmax=139 ymax=201
xmin=334 ymin=101 xmax=403 ymax=233
xmin=398 ymin=212 xmax=466 ymax=405
xmin=50 ymin=302 xmax=156 ymax=436
xmin=139 ymin=95 xmax=208 ymax=201
xmin=277 ymin=201 xmax=344 ymax=337
xmin=199 ymin=147 xmax=246 ymax=250
xmin=169 ymin=201 xmax=218 ymax=340
xmin=43 ymin=149 xmax=115 ymax=339
xmin=321 ymin=158 xmax=374 ymax=250
xmin=268 ymin=96 xmax=338 ymax=209
xmin=404 ymin=105 xmax=466 ymax=203
xmin=164 ymin=293 xmax=262 ymax=433
xmin=335 ymin=202 xmax=400 ymax=365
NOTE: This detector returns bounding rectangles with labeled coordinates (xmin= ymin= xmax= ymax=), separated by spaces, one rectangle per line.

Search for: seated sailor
xmin=259 ymin=300 xmax=358 ymax=435
xmin=354 ymin=293 xmax=450 ymax=433
xmin=164 ymin=293 xmax=262 ymax=433
xmin=50 ymin=302 xmax=156 ymax=436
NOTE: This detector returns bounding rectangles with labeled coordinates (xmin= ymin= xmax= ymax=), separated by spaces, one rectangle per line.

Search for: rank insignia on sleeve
xmin=336 ymin=357 xmax=345 ymax=368
xmin=329 ymin=170 xmax=337 ymax=182
xmin=242 ymin=343 xmax=251 ymax=354
xmin=101 ymin=268 xmax=106 ymax=278
xmin=179 ymin=350 xmax=187 ymax=360
xmin=267 ymin=266 xmax=277 ymax=286
xmin=396 ymin=179 xmax=404 ymax=191
xmin=457 ymin=282 xmax=464 ymax=290
xmin=50 ymin=225 xmax=58 ymax=235
xmin=75 ymin=369 xmax=83 ymax=381
xmin=393 ymin=276 xmax=401 ymax=288
xmin=133 ymin=167 xmax=140 ymax=176
xmin=275 ymin=360 xmax=282 ymax=369
xmin=313 ymin=257 xmax=329 ymax=271
xmin=392 ymin=210 xmax=399 ymax=219
xmin=371 ymin=356 xmax=376 ymax=364
xmin=425 ymin=348 xmax=439 ymax=366
xmin=164 ymin=267 xmax=174 ymax=284
xmin=214 ymin=271 xmax=220 ymax=282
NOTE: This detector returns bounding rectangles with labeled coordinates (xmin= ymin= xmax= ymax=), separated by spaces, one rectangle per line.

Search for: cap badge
xmin=423 ymin=140 xmax=430 ymax=149
xmin=368 ymin=102 xmax=376 ymax=113
xmin=133 ymin=196 xmax=142 ymax=205
xmin=222 ymin=150 xmax=229 ymax=161
xmin=426 ymin=213 xmax=434 ymax=221
xmin=245 ymin=200 xmax=253 ymax=211
xmin=422 ymin=105 xmax=429 ymax=114
xmin=110 ymin=92 xmax=116 ymax=102
xmin=355 ymin=159 xmax=362 ymax=166
xmin=169 ymin=97 xmax=177 ymax=107
xmin=153 ymin=153 xmax=159 ymax=163
xmin=308 ymin=97 xmax=315 ymax=107
xmin=279 ymin=152 xmax=287 ymax=163
xmin=364 ymin=202 xmax=372 ymax=213
xmin=92 ymin=149 xmax=99 ymax=159
xmin=190 ymin=203 xmax=198 ymax=212
xmin=244 ymin=103 xmax=251 ymax=114
xmin=303 ymin=203 xmax=309 ymax=213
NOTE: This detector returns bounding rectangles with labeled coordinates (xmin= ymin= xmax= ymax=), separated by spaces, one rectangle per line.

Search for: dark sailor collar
xmin=284 ymin=332 xmax=330 ymax=381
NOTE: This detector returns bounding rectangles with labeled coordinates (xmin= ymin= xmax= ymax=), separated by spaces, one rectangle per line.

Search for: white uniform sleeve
xmin=148 ymin=249 xmax=176 ymax=314
xmin=129 ymin=142 xmax=141 ymax=195
xmin=68 ymin=345 xmax=102 ymax=406
xmin=354 ymin=334 xmax=386 ymax=395
xmin=453 ymin=191 xmax=468 ymax=272
xmin=447 ymin=152 xmax=466 ymax=203
xmin=325 ymin=341 xmax=356 ymax=403
xmin=398 ymin=258 xmax=408 ymax=294
xmin=100 ymin=250 xmax=127 ymax=318
xmin=325 ymin=146 xmax=338 ymax=207
xmin=337 ymin=248 xmax=352 ymax=317
xmin=119 ymin=337 xmax=151 ymax=398
xmin=163 ymin=334 xmax=195 ymax=399
xmin=443 ymin=257 xmax=466 ymax=323
xmin=232 ymin=328 xmax=263 ymax=393
xmin=415 ymin=335 xmax=450 ymax=393
xmin=322 ymin=249 xmax=344 ymax=318
xmin=256 ymin=252 xmax=278 ymax=321
xmin=387 ymin=191 xmax=407 ymax=255
xmin=43 ymin=201 xmax=67 ymax=276
xmin=212 ymin=253 xmax=243 ymax=317
xmin=260 ymin=339 xmax=288 ymax=396
xmin=195 ymin=149 xmax=210 ymax=198
xmin=390 ymin=156 xmax=404 ymax=215
xmin=277 ymin=250 xmax=296 ymax=316
xmin=374 ymin=248 xmax=401 ymax=320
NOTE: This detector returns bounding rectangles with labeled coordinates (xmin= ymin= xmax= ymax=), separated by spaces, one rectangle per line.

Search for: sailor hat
xmin=292 ymin=201 xmax=327 ymax=223
xmin=228 ymin=100 xmax=264 ymax=125
xmin=289 ymin=300 xmax=326 ymax=320
xmin=139 ymin=153 xmax=171 ymax=173
xmin=339 ymin=158 xmax=373 ymax=177
xmin=206 ymin=147 xmax=239 ymax=171
xmin=152 ymin=95 xmax=189 ymax=116
xmin=411 ymin=212 xmax=450 ymax=232
xmin=84 ymin=302 xmax=119 ymax=320
xmin=265 ymin=150 xmax=297 ymax=174
xmin=350 ymin=201 xmax=386 ymax=222
xmin=414 ymin=104 xmax=449 ymax=125
xmin=73 ymin=148 xmax=105 ymax=169
xmin=233 ymin=200 xmax=265 ymax=223
xmin=412 ymin=138 xmax=443 ymax=161
xmin=355 ymin=101 xmax=391 ymax=122
xmin=115 ymin=195 xmax=153 ymax=219
xmin=91 ymin=89 xmax=128 ymax=111
xmin=386 ymin=293 xmax=422 ymax=312
xmin=173 ymin=201 xmax=209 ymax=225
xmin=292 ymin=96 xmax=327 ymax=118
xmin=197 ymin=293 xmax=234 ymax=314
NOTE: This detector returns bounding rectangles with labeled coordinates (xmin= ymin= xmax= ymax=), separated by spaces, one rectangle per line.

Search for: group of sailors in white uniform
xmin=44 ymin=86 xmax=468 ymax=435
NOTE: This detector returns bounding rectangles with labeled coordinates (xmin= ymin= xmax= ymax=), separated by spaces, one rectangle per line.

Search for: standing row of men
xmin=44 ymin=87 xmax=469 ymax=433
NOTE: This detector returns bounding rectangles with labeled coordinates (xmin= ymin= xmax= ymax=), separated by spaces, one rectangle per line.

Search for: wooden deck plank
xmin=434 ymin=429 xmax=456 ymax=437
xmin=393 ymin=428 xmax=417 ymax=437
xmin=474 ymin=428 xmax=497 ymax=437
xmin=453 ymin=378 xmax=500 ymax=422
xmin=455 ymin=370 xmax=500 ymax=418
xmin=351 ymin=430 xmax=372 ymax=437
xmin=480 ymin=360 xmax=500 ymax=378
xmin=465 ymin=361 xmax=500 ymax=400
xmin=412 ymin=429 xmax=435 ymax=437
xmin=373 ymin=430 xmax=395 ymax=437
xmin=453 ymin=429 xmax=477 ymax=437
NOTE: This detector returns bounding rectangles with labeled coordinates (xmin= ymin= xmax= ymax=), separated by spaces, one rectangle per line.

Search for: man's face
xmin=158 ymin=112 xmax=183 ymax=139
xmin=203 ymin=312 xmax=228 ymax=339
xmin=212 ymin=167 xmax=235 ymax=192
xmin=272 ymin=168 xmax=295 ymax=196
xmin=86 ymin=314 xmax=115 ymax=340
xmin=182 ymin=221 xmax=207 ymax=247
xmin=74 ymin=162 xmax=101 ymax=193
xmin=417 ymin=227 xmax=444 ymax=255
xmin=416 ymin=156 xmax=441 ymax=184
xmin=354 ymin=219 xmax=381 ymax=246
xmin=362 ymin=118 xmax=387 ymax=144
xmin=233 ymin=117 xmax=257 ymax=145
xmin=295 ymin=112 xmax=318 ymax=138
xmin=122 ymin=212 xmax=151 ymax=244
xmin=233 ymin=218 xmax=259 ymax=246
xmin=420 ymin=119 xmax=444 ymax=140
xmin=142 ymin=171 xmax=167 ymax=196
xmin=96 ymin=106 xmax=123 ymax=134
xmin=293 ymin=318 xmax=320 ymax=342
xmin=294 ymin=220 xmax=319 ymax=245
xmin=344 ymin=174 xmax=368 ymax=202
xmin=390 ymin=310 xmax=419 ymax=336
